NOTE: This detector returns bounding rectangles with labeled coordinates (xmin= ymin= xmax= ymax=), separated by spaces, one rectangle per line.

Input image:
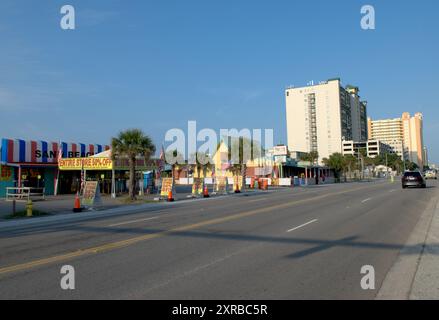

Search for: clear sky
xmin=0 ymin=0 xmax=438 ymax=163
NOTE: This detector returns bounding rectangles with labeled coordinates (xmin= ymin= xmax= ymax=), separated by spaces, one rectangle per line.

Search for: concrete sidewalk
xmin=0 ymin=188 xmax=194 ymax=219
xmin=410 ymin=197 xmax=439 ymax=299
xmin=377 ymin=186 xmax=439 ymax=299
xmin=0 ymin=194 xmax=151 ymax=219
xmin=0 ymin=185 xmax=271 ymax=219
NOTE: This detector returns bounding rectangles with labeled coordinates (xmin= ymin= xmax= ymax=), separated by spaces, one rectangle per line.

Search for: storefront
xmin=58 ymin=151 xmax=160 ymax=196
xmin=0 ymin=138 xmax=110 ymax=197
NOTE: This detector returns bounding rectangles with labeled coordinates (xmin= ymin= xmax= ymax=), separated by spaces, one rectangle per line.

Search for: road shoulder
xmin=376 ymin=187 xmax=439 ymax=299
xmin=410 ymin=193 xmax=439 ymax=299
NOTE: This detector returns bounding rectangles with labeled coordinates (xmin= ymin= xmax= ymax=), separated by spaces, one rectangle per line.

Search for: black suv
xmin=402 ymin=171 xmax=426 ymax=189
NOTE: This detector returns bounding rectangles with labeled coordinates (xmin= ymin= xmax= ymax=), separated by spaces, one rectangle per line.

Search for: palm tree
xmin=322 ymin=153 xmax=345 ymax=182
xmin=228 ymin=136 xmax=263 ymax=189
xmin=343 ymin=155 xmax=358 ymax=180
xmin=165 ymin=149 xmax=185 ymax=173
xmin=112 ymin=129 xmax=156 ymax=200
xmin=188 ymin=151 xmax=213 ymax=179
xmin=300 ymin=151 xmax=319 ymax=165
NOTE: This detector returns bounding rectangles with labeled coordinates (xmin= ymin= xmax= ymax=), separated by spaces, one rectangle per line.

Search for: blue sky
xmin=0 ymin=0 xmax=438 ymax=162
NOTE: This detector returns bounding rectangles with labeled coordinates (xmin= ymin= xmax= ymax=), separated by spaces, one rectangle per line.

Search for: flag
xmin=211 ymin=164 xmax=216 ymax=178
xmin=221 ymin=160 xmax=231 ymax=171
xmin=80 ymin=163 xmax=85 ymax=193
xmin=54 ymin=142 xmax=62 ymax=196
xmin=57 ymin=147 xmax=63 ymax=163
xmin=156 ymin=145 xmax=165 ymax=180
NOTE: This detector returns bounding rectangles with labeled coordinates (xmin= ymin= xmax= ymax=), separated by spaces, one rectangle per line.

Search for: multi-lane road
xmin=0 ymin=179 xmax=438 ymax=299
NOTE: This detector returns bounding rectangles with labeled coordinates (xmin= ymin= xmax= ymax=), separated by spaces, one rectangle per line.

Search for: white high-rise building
xmin=285 ymin=78 xmax=368 ymax=164
xmin=368 ymin=112 xmax=425 ymax=168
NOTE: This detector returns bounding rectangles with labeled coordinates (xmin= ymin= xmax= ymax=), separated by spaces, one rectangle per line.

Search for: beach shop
xmin=0 ymin=138 xmax=110 ymax=197
xmin=58 ymin=150 xmax=161 ymax=196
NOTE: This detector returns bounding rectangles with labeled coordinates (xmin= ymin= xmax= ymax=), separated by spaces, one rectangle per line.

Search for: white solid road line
xmin=287 ymin=219 xmax=318 ymax=233
xmin=108 ymin=216 xmax=161 ymax=227
xmin=362 ymin=198 xmax=372 ymax=203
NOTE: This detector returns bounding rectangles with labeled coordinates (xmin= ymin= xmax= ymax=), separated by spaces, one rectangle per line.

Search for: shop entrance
xmin=58 ymin=171 xmax=81 ymax=194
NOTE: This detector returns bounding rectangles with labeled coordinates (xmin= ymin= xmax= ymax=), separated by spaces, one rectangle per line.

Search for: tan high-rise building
xmin=368 ymin=112 xmax=425 ymax=168
xmin=285 ymin=78 xmax=367 ymax=164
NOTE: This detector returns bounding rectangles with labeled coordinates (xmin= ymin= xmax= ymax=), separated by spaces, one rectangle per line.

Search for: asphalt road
xmin=0 ymin=179 xmax=438 ymax=299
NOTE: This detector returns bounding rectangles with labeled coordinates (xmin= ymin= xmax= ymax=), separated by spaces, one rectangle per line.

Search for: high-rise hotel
xmin=285 ymin=78 xmax=368 ymax=164
xmin=368 ymin=112 xmax=425 ymax=168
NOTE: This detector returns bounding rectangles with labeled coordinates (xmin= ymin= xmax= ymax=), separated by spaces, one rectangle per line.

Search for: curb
xmin=376 ymin=190 xmax=439 ymax=299
xmin=409 ymin=198 xmax=439 ymax=299
xmin=0 ymin=189 xmax=270 ymax=230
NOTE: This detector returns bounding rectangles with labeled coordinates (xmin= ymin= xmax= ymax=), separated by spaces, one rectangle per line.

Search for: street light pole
xmin=385 ymin=153 xmax=388 ymax=179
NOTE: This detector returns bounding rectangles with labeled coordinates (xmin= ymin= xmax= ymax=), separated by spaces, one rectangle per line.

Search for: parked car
xmin=402 ymin=171 xmax=426 ymax=189
xmin=424 ymin=170 xmax=437 ymax=180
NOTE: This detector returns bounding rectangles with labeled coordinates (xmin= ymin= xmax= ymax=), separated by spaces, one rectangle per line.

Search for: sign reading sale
xmin=82 ymin=181 xmax=103 ymax=207
xmin=160 ymin=178 xmax=174 ymax=197
xmin=59 ymin=157 xmax=113 ymax=170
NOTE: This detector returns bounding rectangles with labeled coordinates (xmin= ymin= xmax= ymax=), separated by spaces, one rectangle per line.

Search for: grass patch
xmin=4 ymin=210 xmax=50 ymax=220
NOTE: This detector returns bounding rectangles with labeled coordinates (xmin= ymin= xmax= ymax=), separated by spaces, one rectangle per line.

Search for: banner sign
xmin=160 ymin=178 xmax=174 ymax=197
xmin=59 ymin=157 xmax=113 ymax=170
xmin=0 ymin=165 xmax=12 ymax=182
xmin=273 ymin=145 xmax=288 ymax=156
xmin=113 ymin=158 xmax=151 ymax=171
xmin=82 ymin=181 xmax=103 ymax=207
xmin=215 ymin=176 xmax=227 ymax=194
xmin=278 ymin=178 xmax=292 ymax=186
xmin=274 ymin=155 xmax=287 ymax=164
xmin=192 ymin=178 xmax=203 ymax=196
xmin=1 ymin=138 xmax=109 ymax=164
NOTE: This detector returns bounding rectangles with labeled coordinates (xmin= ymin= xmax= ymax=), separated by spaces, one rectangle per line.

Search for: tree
xmin=112 ymin=129 xmax=156 ymax=200
xmin=227 ymin=136 xmax=264 ymax=188
xmin=166 ymin=149 xmax=185 ymax=181
xmin=343 ymin=155 xmax=358 ymax=179
xmin=322 ymin=153 xmax=345 ymax=182
xmin=406 ymin=161 xmax=419 ymax=171
xmin=300 ymin=151 xmax=319 ymax=165
xmin=373 ymin=153 xmax=406 ymax=174
xmin=188 ymin=151 xmax=213 ymax=179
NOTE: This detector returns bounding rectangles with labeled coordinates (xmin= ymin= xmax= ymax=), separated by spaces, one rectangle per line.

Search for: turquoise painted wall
xmin=0 ymin=166 xmax=15 ymax=198
xmin=44 ymin=169 xmax=55 ymax=195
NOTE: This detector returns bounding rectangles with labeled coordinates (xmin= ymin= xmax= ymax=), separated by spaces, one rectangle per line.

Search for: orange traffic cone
xmin=263 ymin=179 xmax=268 ymax=190
xmin=73 ymin=192 xmax=82 ymax=212
xmin=167 ymin=190 xmax=174 ymax=202
xmin=203 ymin=185 xmax=210 ymax=198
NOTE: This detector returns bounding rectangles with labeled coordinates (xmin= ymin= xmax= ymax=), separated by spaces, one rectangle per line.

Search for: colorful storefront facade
xmin=0 ymin=138 xmax=110 ymax=197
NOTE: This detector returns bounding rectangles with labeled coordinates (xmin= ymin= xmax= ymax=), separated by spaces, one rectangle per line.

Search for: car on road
xmin=424 ymin=170 xmax=437 ymax=180
xmin=402 ymin=171 xmax=426 ymax=189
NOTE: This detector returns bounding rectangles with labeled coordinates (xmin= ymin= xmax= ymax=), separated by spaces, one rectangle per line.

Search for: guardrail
xmin=5 ymin=187 xmax=46 ymax=202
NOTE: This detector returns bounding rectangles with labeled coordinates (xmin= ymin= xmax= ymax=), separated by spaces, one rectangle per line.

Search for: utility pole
xmin=385 ymin=153 xmax=388 ymax=179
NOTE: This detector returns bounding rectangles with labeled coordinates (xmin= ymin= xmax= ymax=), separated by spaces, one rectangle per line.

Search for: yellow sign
xmin=215 ymin=176 xmax=227 ymax=194
xmin=192 ymin=178 xmax=203 ymax=196
xmin=160 ymin=178 xmax=174 ymax=197
xmin=82 ymin=181 xmax=100 ymax=206
xmin=59 ymin=157 xmax=113 ymax=170
xmin=0 ymin=165 xmax=12 ymax=182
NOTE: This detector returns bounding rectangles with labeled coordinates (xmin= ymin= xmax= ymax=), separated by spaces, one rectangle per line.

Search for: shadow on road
xmin=3 ymin=222 xmax=435 ymax=260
